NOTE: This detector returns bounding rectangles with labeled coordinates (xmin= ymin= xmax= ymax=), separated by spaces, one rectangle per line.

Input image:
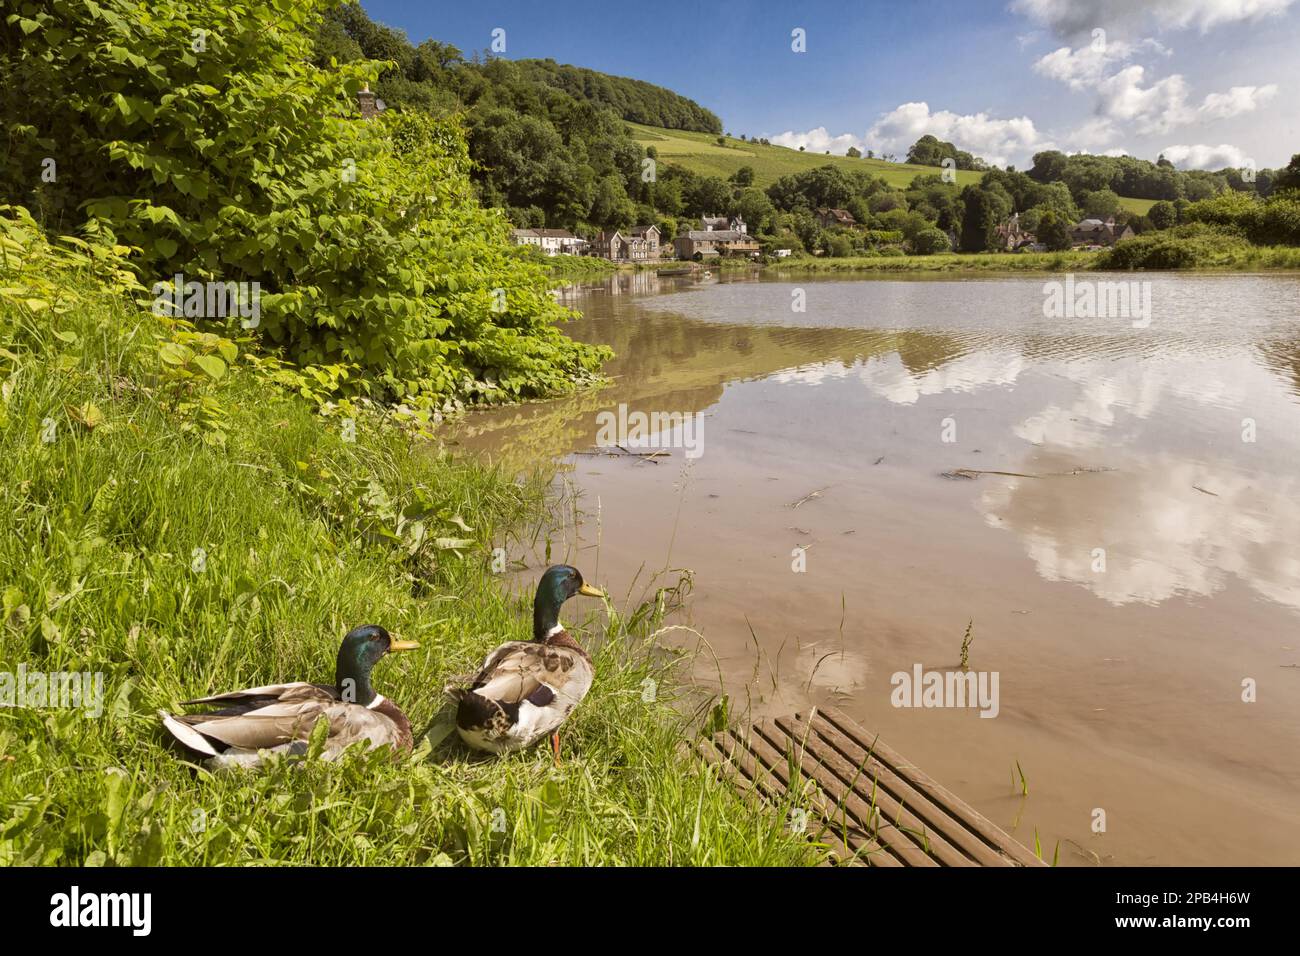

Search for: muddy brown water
xmin=449 ymin=269 xmax=1300 ymax=866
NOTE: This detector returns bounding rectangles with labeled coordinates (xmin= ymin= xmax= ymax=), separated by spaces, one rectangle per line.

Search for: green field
xmin=628 ymin=122 xmax=983 ymax=190
xmin=1115 ymin=195 xmax=1156 ymax=215
xmin=629 ymin=122 xmax=1158 ymax=216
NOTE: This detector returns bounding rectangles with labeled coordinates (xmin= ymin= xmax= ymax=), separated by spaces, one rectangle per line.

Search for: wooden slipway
xmin=698 ymin=706 xmax=1045 ymax=867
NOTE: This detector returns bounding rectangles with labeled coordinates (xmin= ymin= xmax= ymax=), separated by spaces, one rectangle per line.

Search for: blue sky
xmin=363 ymin=0 xmax=1299 ymax=170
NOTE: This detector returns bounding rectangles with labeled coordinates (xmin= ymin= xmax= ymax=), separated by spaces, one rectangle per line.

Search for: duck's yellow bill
xmin=578 ymin=583 xmax=605 ymax=598
xmin=389 ymin=639 xmax=421 ymax=652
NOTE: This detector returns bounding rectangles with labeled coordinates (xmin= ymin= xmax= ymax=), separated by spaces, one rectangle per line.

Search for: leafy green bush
xmin=1183 ymin=190 xmax=1300 ymax=246
xmin=1183 ymin=189 xmax=1260 ymax=230
xmin=911 ymin=227 xmax=950 ymax=255
xmin=1 ymin=0 xmax=607 ymax=405
xmin=1251 ymin=197 xmax=1300 ymax=245
xmin=1097 ymin=225 xmax=1251 ymax=270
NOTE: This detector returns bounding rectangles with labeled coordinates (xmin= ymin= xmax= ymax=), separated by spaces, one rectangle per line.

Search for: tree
xmin=912 ymin=227 xmax=950 ymax=255
xmin=732 ymin=188 xmax=776 ymax=234
xmin=1024 ymin=181 xmax=1079 ymax=223
xmin=1037 ymin=211 xmax=1072 ymax=251
xmin=590 ymin=175 xmax=635 ymax=228
xmin=824 ymin=234 xmax=853 ymax=257
xmin=869 ymin=191 xmax=906 ymax=214
xmin=766 ymin=165 xmax=858 ymax=212
xmin=1 ymin=0 xmax=606 ymax=403
xmin=1028 ymin=150 xmax=1069 ymax=184
xmin=959 ymin=186 xmax=1002 ymax=252
xmin=1080 ymin=189 xmax=1121 ymax=218
xmin=1148 ymin=200 xmax=1177 ymax=230
xmin=908 ymin=134 xmax=986 ymax=170
xmin=684 ymin=175 xmax=732 ymax=217
xmin=1273 ymin=154 xmax=1300 ymax=193
xmin=846 ymin=146 xmax=862 ymax=159
xmin=731 ymin=165 xmax=755 ymax=187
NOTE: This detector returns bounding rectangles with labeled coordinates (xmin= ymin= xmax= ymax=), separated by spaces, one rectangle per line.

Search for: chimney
xmin=358 ymin=84 xmax=378 ymax=120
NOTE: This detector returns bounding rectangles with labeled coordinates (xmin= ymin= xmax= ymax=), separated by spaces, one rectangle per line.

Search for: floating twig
xmin=790 ymin=484 xmax=832 ymax=509
xmin=941 ymin=466 xmax=1116 ymax=481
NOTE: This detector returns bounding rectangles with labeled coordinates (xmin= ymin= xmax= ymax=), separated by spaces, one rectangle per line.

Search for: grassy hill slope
xmin=628 ymin=122 xmax=1157 ymax=215
xmin=628 ymin=122 xmax=982 ymax=190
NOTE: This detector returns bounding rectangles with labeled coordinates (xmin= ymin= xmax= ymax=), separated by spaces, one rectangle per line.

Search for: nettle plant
xmin=2 ymin=0 xmax=608 ymax=406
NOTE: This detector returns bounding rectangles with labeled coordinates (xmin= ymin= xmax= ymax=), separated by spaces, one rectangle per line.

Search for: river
xmin=451 ymin=269 xmax=1300 ymax=866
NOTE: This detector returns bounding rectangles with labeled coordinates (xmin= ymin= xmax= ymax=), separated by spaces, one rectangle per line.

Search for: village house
xmin=816 ymin=207 xmax=857 ymax=229
xmin=993 ymin=212 xmax=1037 ymax=251
xmin=357 ymin=84 xmax=385 ymax=119
xmin=673 ymin=229 xmax=761 ymax=260
xmin=1070 ymin=216 xmax=1134 ymax=248
xmin=627 ymin=225 xmax=661 ymax=258
xmin=701 ymin=215 xmax=747 ymax=233
xmin=509 ymin=228 xmax=587 ymax=256
xmin=593 ymin=230 xmax=626 ymax=260
xmin=593 ymin=226 xmax=660 ymax=261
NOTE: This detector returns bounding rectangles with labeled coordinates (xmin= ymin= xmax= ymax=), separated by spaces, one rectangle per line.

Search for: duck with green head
xmin=446 ymin=564 xmax=604 ymax=761
xmin=160 ymin=625 xmax=421 ymax=770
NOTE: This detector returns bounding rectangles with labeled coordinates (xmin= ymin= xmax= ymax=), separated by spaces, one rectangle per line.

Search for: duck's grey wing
xmin=162 ymin=684 xmax=339 ymax=755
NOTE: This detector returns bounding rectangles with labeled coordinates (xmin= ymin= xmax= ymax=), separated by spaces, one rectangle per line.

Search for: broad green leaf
xmin=192 ymin=354 xmax=226 ymax=380
xmin=158 ymin=342 xmax=193 ymax=365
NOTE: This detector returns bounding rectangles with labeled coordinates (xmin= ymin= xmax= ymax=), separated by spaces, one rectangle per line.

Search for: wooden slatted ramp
xmin=698 ymin=706 xmax=1045 ymax=867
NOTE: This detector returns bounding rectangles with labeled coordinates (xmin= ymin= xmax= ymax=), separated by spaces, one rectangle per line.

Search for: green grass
xmin=629 ymin=122 xmax=984 ymax=190
xmin=630 ymin=123 xmax=1160 ymax=215
xmin=0 ymin=240 xmax=818 ymax=865
xmin=762 ymin=250 xmax=1101 ymax=273
xmin=532 ymin=251 xmax=619 ymax=282
xmin=1116 ymin=196 xmax=1156 ymax=216
xmin=759 ymin=242 xmax=1300 ymax=273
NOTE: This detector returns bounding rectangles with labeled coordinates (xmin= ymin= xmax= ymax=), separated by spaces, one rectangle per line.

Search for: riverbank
xmin=564 ymin=242 xmax=1300 ymax=278
xmin=0 ymin=226 xmax=814 ymax=866
xmin=449 ymin=272 xmax=1300 ymax=865
xmin=749 ymin=243 xmax=1300 ymax=274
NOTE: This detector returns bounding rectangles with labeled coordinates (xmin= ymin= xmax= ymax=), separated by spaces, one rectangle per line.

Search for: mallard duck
xmin=446 ymin=564 xmax=604 ymax=760
xmin=159 ymin=625 xmax=420 ymax=769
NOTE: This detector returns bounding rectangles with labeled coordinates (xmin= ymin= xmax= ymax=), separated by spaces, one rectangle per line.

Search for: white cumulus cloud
xmin=768 ymin=126 xmax=865 ymax=155
xmin=1032 ymin=38 xmax=1169 ymax=90
xmin=1086 ymin=66 xmax=1276 ymax=134
xmin=1159 ymin=142 xmax=1252 ymax=168
xmin=864 ymin=101 xmax=1046 ymax=168
xmin=1011 ymin=0 xmax=1295 ymax=38
xmin=1199 ymin=84 xmax=1278 ymax=118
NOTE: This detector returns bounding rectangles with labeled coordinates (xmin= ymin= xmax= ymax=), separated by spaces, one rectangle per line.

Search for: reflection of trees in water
xmin=588 ymin=311 xmax=969 ymax=391
xmin=1258 ymin=338 xmax=1300 ymax=402
xmin=454 ymin=305 xmax=974 ymax=464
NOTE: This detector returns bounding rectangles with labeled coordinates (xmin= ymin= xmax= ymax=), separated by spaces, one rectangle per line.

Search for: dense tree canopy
xmin=907 ymin=134 xmax=988 ymax=171
xmin=313 ymin=3 xmax=719 ymax=232
xmin=2 ymin=0 xmax=606 ymax=404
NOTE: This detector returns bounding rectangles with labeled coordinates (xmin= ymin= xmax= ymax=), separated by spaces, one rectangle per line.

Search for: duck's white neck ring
xmin=544 ymin=621 xmax=565 ymax=639
xmin=366 ymin=693 xmax=386 ymax=710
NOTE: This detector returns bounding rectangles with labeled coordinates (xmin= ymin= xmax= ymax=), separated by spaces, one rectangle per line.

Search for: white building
xmin=510 ymin=228 xmax=588 ymax=256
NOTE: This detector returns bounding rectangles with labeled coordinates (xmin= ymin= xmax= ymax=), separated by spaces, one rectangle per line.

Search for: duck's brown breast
xmin=374 ymin=698 xmax=413 ymax=751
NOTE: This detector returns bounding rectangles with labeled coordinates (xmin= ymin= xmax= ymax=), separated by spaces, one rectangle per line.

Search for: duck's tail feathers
xmin=443 ymin=675 xmax=479 ymax=702
xmin=452 ymin=690 xmax=513 ymax=731
xmin=158 ymin=709 xmax=221 ymax=758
